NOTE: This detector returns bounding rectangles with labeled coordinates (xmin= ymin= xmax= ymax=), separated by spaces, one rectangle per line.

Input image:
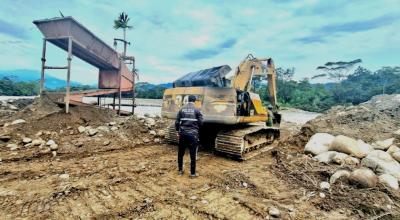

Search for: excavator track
xmin=166 ymin=123 xmax=279 ymax=160
xmin=215 ymin=125 xmax=279 ymax=160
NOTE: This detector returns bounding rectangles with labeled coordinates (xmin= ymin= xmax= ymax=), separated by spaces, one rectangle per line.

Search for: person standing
xmin=175 ymin=95 xmax=203 ymax=178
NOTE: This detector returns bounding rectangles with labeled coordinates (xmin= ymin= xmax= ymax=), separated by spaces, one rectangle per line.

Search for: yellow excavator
xmin=161 ymin=54 xmax=281 ymax=160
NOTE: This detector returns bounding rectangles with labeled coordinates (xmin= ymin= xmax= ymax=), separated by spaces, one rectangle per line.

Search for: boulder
xmin=0 ymin=135 xmax=11 ymax=142
xmin=145 ymin=118 xmax=156 ymax=127
xmin=78 ymin=126 xmax=86 ymax=133
xmin=387 ymin=145 xmax=400 ymax=155
xmin=110 ymin=126 xmax=118 ymax=131
xmin=361 ymin=150 xmax=400 ymax=180
xmin=304 ymin=133 xmax=334 ymax=156
xmin=6 ymin=144 xmax=18 ymax=151
xmin=344 ymin=156 xmax=360 ymax=166
xmin=330 ymin=135 xmax=372 ymax=158
xmin=32 ymin=139 xmax=43 ymax=146
xmin=378 ymin=174 xmax=399 ymax=190
xmin=392 ymin=152 xmax=400 ymax=162
xmin=49 ymin=144 xmax=58 ymax=151
xmin=22 ymin=138 xmax=32 ymax=144
xmin=108 ymin=121 xmax=117 ymax=126
xmin=97 ymin=126 xmax=109 ymax=132
xmin=149 ymin=130 xmax=157 ymax=136
xmin=268 ymin=207 xmax=281 ymax=218
xmin=46 ymin=140 xmax=56 ymax=146
xmin=103 ymin=140 xmax=111 ymax=146
xmin=349 ymin=168 xmax=378 ymax=188
xmin=88 ymin=129 xmax=98 ymax=136
xmin=332 ymin=152 xmax=350 ymax=164
xmin=373 ymin=138 xmax=395 ymax=150
xmin=330 ymin=170 xmax=351 ymax=185
xmin=11 ymin=119 xmax=26 ymax=125
xmin=314 ymin=151 xmax=348 ymax=164
xmin=320 ymin=181 xmax=330 ymax=190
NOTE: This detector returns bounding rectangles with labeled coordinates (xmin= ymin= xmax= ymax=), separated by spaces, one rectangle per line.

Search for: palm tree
xmin=113 ymin=12 xmax=133 ymax=51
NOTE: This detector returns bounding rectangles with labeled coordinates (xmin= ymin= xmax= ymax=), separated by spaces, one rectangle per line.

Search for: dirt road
xmin=0 ymin=97 xmax=398 ymax=219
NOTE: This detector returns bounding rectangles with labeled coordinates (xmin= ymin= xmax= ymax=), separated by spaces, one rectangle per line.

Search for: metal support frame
xmin=40 ymin=39 xmax=47 ymax=96
xmin=66 ymin=37 xmax=73 ymax=114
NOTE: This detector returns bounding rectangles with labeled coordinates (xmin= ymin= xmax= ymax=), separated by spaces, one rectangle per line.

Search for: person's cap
xmin=188 ymin=95 xmax=196 ymax=102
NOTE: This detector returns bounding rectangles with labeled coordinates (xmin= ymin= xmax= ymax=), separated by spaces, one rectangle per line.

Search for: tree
xmin=113 ymin=12 xmax=133 ymax=45
xmin=315 ymin=59 xmax=362 ymax=82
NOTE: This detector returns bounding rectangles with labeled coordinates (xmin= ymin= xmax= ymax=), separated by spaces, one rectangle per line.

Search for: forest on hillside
xmin=0 ymin=66 xmax=399 ymax=112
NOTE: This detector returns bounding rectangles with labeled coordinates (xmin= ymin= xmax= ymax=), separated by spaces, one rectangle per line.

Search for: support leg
xmin=40 ymin=39 xmax=47 ymax=96
xmin=66 ymin=37 xmax=72 ymax=114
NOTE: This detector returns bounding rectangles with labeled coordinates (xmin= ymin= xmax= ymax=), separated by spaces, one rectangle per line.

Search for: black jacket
xmin=175 ymin=102 xmax=203 ymax=136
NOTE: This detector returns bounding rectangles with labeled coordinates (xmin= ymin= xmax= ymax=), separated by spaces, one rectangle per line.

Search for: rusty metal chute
xmin=33 ymin=16 xmax=135 ymax=114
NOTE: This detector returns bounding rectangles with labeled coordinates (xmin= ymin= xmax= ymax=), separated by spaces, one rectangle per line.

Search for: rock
xmin=8 ymin=104 xmax=18 ymax=110
xmin=11 ymin=119 xmax=26 ymax=125
xmin=392 ymin=151 xmax=400 ymax=162
xmin=330 ymin=135 xmax=372 ymax=158
xmin=304 ymin=133 xmax=335 ymax=155
xmin=320 ymin=181 xmax=330 ymax=190
xmin=373 ymin=138 xmax=395 ymax=150
xmin=109 ymin=121 xmax=117 ymax=126
xmin=201 ymin=199 xmax=209 ymax=204
xmin=149 ymin=130 xmax=157 ymax=136
xmin=0 ymin=135 xmax=11 ymax=142
xmin=269 ymin=207 xmax=281 ymax=218
xmin=319 ymin=192 xmax=326 ymax=198
xmin=88 ymin=129 xmax=98 ymax=136
xmin=387 ymin=145 xmax=400 ymax=155
xmin=349 ymin=168 xmax=378 ymax=188
xmin=6 ymin=144 xmax=18 ymax=151
xmin=103 ymin=140 xmax=111 ymax=146
xmin=190 ymin=195 xmax=197 ymax=200
xmin=52 ymin=151 xmax=57 ymax=157
xmin=144 ymin=197 xmax=153 ymax=203
xmin=59 ymin=174 xmax=70 ymax=179
xmin=332 ymin=152 xmax=350 ymax=164
xmin=32 ymin=139 xmax=43 ymax=146
xmin=143 ymin=138 xmax=150 ymax=143
xmin=145 ymin=118 xmax=156 ymax=127
xmin=24 ymin=143 xmax=32 ymax=148
xmin=3 ymin=123 xmax=10 ymax=127
xmin=46 ymin=140 xmax=56 ymax=146
xmin=157 ymin=130 xmax=166 ymax=138
xmin=379 ymin=174 xmax=399 ymax=190
xmin=330 ymin=170 xmax=351 ymax=184
xmin=154 ymin=138 xmax=160 ymax=143
xmin=344 ymin=156 xmax=360 ymax=165
xmin=361 ymin=150 xmax=400 ymax=180
xmin=49 ymin=144 xmax=58 ymax=151
xmin=110 ymin=126 xmax=118 ymax=131
xmin=242 ymin=182 xmax=248 ymax=188
xmin=75 ymin=142 xmax=83 ymax=147
xmin=22 ymin=138 xmax=32 ymax=144
xmin=35 ymin=131 xmax=43 ymax=136
xmin=314 ymin=151 xmax=347 ymax=164
xmin=78 ymin=126 xmax=86 ymax=133
xmin=97 ymin=126 xmax=109 ymax=132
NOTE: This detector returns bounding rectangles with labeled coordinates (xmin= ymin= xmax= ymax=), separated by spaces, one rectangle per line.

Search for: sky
xmin=0 ymin=0 xmax=399 ymax=84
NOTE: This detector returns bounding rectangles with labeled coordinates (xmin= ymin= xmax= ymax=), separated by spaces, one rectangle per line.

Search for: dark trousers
xmin=178 ymin=132 xmax=198 ymax=175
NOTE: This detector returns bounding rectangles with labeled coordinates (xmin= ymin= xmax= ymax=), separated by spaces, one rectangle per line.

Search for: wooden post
xmin=40 ymin=39 xmax=47 ymax=96
xmin=66 ymin=37 xmax=72 ymax=114
xmin=97 ymin=96 xmax=100 ymax=107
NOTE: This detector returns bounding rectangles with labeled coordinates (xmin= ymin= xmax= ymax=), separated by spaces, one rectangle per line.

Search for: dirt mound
xmin=293 ymin=94 xmax=400 ymax=147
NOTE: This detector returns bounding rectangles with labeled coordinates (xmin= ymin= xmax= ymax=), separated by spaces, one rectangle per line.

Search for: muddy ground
xmin=0 ymin=97 xmax=399 ymax=219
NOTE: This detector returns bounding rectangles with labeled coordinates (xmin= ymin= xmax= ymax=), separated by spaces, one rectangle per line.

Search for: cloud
xmin=294 ymin=14 xmax=400 ymax=44
xmin=0 ymin=19 xmax=28 ymax=39
xmin=182 ymin=38 xmax=237 ymax=60
xmin=294 ymin=35 xmax=325 ymax=44
xmin=318 ymin=14 xmax=400 ymax=34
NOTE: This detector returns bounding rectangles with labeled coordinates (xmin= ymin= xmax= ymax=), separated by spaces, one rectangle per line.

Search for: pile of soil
xmin=293 ymin=94 xmax=400 ymax=147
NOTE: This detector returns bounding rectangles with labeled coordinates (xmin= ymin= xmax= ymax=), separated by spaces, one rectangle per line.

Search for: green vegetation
xmin=256 ymin=66 xmax=400 ymax=112
xmin=1 ymin=66 xmax=399 ymax=113
xmin=0 ymin=77 xmax=39 ymax=96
